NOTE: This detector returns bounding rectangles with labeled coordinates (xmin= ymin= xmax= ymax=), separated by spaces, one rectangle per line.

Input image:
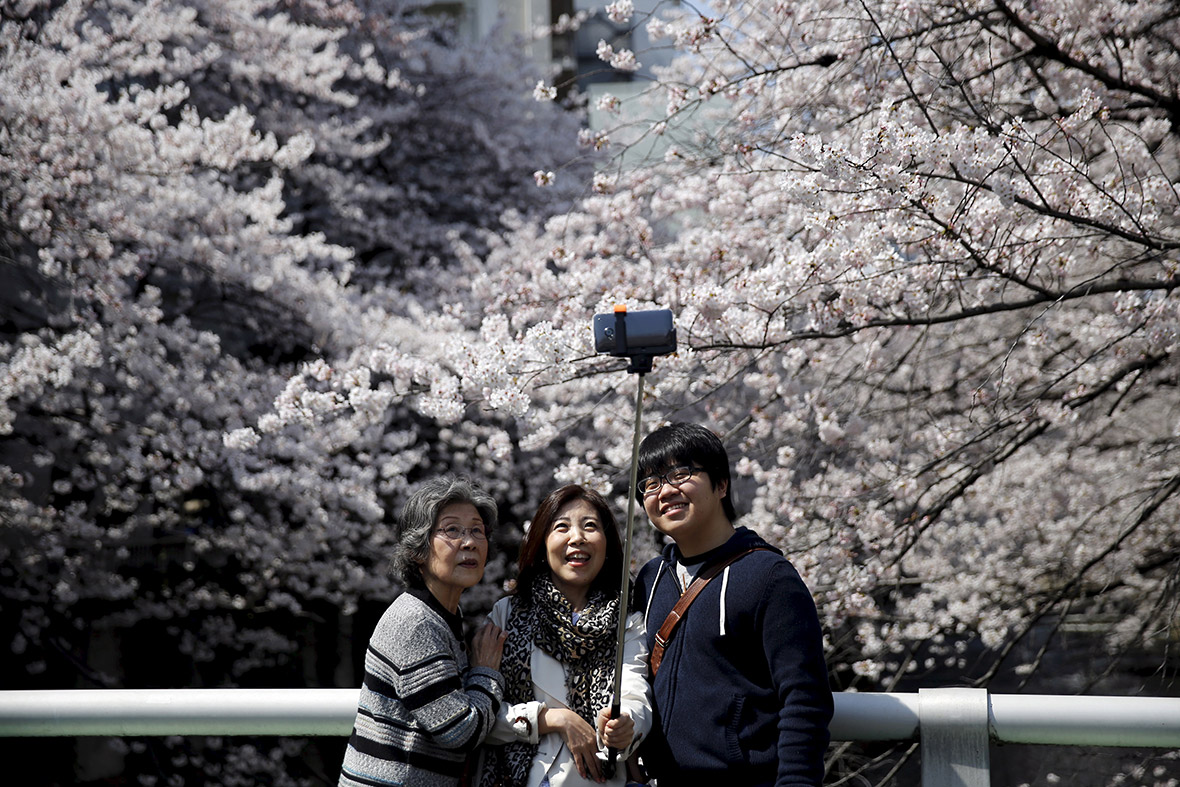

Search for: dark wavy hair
xmin=391 ymin=475 xmax=498 ymax=588
xmin=635 ymin=422 xmax=737 ymax=522
xmin=515 ymin=484 xmax=624 ymax=600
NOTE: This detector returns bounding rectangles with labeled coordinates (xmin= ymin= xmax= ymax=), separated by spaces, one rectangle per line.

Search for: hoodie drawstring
xmin=719 ymin=565 xmax=731 ymax=636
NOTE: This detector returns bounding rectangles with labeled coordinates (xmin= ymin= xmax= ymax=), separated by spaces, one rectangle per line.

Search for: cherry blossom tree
xmin=501 ymin=0 xmax=1180 ymax=675
xmin=476 ymin=0 xmax=1180 ymax=781
xmin=1 ymin=0 xmax=587 ymax=781
xmin=5 ymin=0 xmax=1179 ymax=783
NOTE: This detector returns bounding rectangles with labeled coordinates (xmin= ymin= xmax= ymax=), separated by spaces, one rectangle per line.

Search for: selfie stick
xmin=595 ymin=305 xmax=675 ymax=780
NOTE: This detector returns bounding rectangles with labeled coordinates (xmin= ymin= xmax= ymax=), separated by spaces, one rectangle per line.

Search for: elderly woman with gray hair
xmin=340 ymin=475 xmax=507 ymax=787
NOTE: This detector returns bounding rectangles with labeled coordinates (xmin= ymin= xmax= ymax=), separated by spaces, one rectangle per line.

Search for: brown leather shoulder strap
xmin=649 ymin=546 xmax=772 ymax=677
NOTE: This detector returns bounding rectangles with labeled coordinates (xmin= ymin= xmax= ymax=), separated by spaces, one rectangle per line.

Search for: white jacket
xmin=482 ymin=596 xmax=653 ymax=787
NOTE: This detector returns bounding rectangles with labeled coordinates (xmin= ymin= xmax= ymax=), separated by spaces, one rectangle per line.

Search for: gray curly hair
xmin=391 ymin=475 xmax=498 ymax=588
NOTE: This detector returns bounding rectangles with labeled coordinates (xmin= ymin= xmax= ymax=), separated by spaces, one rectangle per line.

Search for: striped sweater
xmin=340 ymin=588 xmax=504 ymax=787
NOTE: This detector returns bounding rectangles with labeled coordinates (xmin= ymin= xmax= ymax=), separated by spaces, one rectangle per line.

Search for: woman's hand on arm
xmin=388 ymin=612 xmax=501 ymax=751
xmin=471 ymin=622 xmax=506 ymax=671
xmin=539 ymin=707 xmax=604 ymax=783
xmin=595 ymin=707 xmax=635 ymax=751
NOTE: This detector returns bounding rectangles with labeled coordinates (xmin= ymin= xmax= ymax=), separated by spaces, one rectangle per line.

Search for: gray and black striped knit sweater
xmin=339 ymin=588 xmax=504 ymax=787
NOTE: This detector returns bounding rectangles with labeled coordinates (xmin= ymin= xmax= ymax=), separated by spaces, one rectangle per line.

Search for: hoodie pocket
xmin=724 ymin=693 xmax=748 ymax=764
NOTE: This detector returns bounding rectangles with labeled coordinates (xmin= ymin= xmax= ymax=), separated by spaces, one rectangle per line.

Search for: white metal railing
xmin=1 ymin=689 xmax=1178 ymax=786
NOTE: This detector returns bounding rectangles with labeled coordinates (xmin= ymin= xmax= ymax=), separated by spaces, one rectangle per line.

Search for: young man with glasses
xmin=631 ymin=423 xmax=832 ymax=786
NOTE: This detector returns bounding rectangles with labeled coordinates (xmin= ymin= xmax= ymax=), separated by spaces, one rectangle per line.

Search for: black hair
xmin=635 ymin=422 xmax=737 ymax=522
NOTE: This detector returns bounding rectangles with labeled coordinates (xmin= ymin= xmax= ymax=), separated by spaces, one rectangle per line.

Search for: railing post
xmin=919 ymin=687 xmax=990 ymax=787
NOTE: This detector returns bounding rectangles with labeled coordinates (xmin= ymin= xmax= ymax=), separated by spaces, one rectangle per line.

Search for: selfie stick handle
xmin=604 ymin=369 xmax=645 ymax=779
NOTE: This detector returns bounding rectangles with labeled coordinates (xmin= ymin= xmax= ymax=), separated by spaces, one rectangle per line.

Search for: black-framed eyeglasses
xmin=434 ymin=525 xmax=488 ymax=541
xmin=637 ymin=466 xmax=705 ymax=497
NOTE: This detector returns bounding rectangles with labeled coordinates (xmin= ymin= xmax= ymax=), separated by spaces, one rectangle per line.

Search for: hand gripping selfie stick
xmin=591 ymin=305 xmax=676 ymax=779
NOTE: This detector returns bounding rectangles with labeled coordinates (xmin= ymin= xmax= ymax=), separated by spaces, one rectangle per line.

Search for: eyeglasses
xmin=637 ymin=466 xmax=705 ymax=497
xmin=433 ymin=525 xmax=488 ymax=541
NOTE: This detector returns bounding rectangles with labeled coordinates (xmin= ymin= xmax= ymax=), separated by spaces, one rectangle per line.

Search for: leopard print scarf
xmin=480 ymin=575 xmax=619 ymax=787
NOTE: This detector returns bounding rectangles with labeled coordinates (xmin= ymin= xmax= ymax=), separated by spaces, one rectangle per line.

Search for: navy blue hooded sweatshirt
xmin=634 ymin=527 xmax=833 ymax=786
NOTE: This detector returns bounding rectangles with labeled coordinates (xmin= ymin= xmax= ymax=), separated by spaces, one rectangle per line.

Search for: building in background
xmin=459 ymin=0 xmax=675 ymax=94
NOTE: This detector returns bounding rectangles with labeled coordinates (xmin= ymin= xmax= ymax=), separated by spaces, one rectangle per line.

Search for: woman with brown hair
xmin=479 ymin=485 xmax=651 ymax=787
